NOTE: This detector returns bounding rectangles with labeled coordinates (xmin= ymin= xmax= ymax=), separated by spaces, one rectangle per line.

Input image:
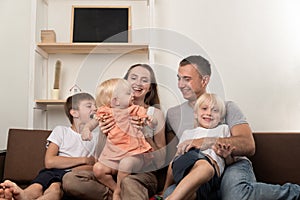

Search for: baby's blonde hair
xmin=95 ymin=78 xmax=130 ymax=107
xmin=194 ymin=93 xmax=226 ymax=122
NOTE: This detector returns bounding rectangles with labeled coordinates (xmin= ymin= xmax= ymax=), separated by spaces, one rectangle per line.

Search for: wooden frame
xmin=70 ymin=5 xmax=132 ymax=43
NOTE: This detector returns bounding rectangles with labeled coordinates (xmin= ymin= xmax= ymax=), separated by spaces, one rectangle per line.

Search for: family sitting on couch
xmin=1 ymin=56 xmax=300 ymax=200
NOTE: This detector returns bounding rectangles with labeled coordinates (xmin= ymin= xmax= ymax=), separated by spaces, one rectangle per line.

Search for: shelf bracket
xmin=35 ymin=46 xmax=49 ymax=59
xmin=34 ymin=103 xmax=47 ymax=111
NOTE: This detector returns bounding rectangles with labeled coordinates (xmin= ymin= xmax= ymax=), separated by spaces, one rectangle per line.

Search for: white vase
xmin=51 ymin=89 xmax=60 ymax=100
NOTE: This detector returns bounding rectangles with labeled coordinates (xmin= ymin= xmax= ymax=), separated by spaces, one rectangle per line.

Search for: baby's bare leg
xmin=93 ymin=162 xmax=117 ymax=191
xmin=113 ymin=156 xmax=145 ymax=200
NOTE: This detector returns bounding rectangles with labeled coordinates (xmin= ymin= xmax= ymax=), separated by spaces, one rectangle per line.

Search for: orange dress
xmin=97 ymin=105 xmax=152 ymax=168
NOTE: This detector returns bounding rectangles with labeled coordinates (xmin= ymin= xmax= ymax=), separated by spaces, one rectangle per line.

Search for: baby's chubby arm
xmin=81 ymin=118 xmax=98 ymax=141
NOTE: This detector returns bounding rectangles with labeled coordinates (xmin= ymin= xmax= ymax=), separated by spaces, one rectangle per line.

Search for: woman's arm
xmin=145 ymin=108 xmax=166 ymax=168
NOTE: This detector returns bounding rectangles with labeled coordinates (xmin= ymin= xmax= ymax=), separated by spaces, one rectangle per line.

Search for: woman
xmin=62 ymin=64 xmax=166 ymax=200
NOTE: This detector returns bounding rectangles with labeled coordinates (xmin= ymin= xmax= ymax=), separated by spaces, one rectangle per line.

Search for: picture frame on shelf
xmin=71 ymin=6 xmax=131 ymax=43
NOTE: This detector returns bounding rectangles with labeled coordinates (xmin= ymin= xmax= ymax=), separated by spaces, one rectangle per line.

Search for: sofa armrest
xmin=0 ymin=150 xmax=6 ymax=181
xmin=3 ymin=129 xmax=51 ymax=185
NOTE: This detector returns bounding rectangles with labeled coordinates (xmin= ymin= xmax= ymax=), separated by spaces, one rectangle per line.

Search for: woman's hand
xmin=130 ymin=116 xmax=145 ymax=129
xmin=98 ymin=113 xmax=115 ymax=135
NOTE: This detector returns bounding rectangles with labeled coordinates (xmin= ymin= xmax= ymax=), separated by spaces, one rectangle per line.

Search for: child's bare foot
xmin=0 ymin=181 xmax=13 ymax=200
xmin=0 ymin=185 xmax=9 ymax=200
xmin=0 ymin=180 xmax=28 ymax=200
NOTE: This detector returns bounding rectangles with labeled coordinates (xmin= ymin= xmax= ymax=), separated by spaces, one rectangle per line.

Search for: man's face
xmin=177 ymin=64 xmax=207 ymax=102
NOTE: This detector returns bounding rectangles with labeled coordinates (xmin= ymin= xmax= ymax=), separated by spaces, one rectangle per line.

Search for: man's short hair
xmin=180 ymin=55 xmax=211 ymax=76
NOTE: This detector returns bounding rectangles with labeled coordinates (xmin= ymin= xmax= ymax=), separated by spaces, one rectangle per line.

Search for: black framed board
xmin=71 ymin=6 xmax=131 ymax=43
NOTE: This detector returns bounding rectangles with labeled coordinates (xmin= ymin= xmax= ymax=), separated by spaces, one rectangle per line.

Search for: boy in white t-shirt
xmin=163 ymin=93 xmax=235 ymax=200
xmin=0 ymin=93 xmax=98 ymax=200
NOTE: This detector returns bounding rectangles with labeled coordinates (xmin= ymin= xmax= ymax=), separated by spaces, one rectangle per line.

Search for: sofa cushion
xmin=249 ymin=132 xmax=300 ymax=185
xmin=3 ymin=129 xmax=51 ymax=185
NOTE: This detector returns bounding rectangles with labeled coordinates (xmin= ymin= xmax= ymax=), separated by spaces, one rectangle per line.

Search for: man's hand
xmin=176 ymin=140 xmax=195 ymax=155
xmin=177 ymin=137 xmax=219 ymax=155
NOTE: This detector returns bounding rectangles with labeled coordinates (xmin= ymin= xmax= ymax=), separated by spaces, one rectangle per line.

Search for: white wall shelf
xmin=34 ymin=99 xmax=65 ymax=111
xmin=35 ymin=99 xmax=66 ymax=105
xmin=37 ymin=43 xmax=149 ymax=54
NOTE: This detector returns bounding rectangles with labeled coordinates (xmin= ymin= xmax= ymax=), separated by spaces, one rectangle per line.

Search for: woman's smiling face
xmin=126 ymin=66 xmax=151 ymax=101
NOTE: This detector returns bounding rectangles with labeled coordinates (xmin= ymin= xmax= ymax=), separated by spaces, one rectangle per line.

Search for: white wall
xmin=0 ymin=0 xmax=31 ymax=149
xmin=155 ymin=0 xmax=300 ymax=132
xmin=1 ymin=0 xmax=300 ymax=149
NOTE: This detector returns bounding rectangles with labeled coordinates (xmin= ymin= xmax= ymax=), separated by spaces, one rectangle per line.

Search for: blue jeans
xmin=221 ymin=159 xmax=300 ymax=200
xmin=164 ymin=159 xmax=300 ymax=200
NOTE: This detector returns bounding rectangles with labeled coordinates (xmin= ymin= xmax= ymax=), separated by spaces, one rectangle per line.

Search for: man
xmin=164 ymin=55 xmax=300 ymax=200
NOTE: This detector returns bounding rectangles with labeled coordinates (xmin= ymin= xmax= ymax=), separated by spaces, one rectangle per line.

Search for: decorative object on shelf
xmin=51 ymin=60 xmax=61 ymax=100
xmin=69 ymin=84 xmax=82 ymax=95
xmin=41 ymin=30 xmax=56 ymax=43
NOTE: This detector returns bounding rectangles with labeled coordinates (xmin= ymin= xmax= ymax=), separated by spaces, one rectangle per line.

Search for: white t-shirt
xmin=178 ymin=124 xmax=230 ymax=175
xmin=47 ymin=126 xmax=98 ymax=158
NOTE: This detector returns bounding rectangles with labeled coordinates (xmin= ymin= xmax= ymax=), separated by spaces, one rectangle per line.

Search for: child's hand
xmin=81 ymin=127 xmax=92 ymax=141
xmin=145 ymin=116 xmax=158 ymax=130
xmin=85 ymin=156 xmax=96 ymax=165
xmin=212 ymin=141 xmax=235 ymax=159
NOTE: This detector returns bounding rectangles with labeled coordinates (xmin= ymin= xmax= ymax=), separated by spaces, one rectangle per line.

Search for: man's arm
xmin=216 ymin=123 xmax=255 ymax=157
xmin=182 ymin=124 xmax=255 ymax=157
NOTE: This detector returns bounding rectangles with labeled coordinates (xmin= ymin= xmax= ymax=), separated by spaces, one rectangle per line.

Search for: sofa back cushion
xmin=250 ymin=132 xmax=300 ymax=185
xmin=3 ymin=129 xmax=51 ymax=184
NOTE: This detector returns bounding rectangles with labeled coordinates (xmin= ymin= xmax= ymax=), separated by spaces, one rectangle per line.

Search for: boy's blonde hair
xmin=194 ymin=93 xmax=226 ymax=121
xmin=95 ymin=78 xmax=130 ymax=107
